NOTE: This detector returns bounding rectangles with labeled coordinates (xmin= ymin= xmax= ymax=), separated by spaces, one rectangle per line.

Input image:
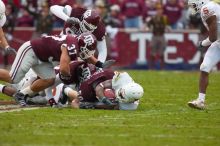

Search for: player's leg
xmin=12 ymin=60 xmax=54 ymax=106
xmin=149 ymin=36 xmax=157 ymax=69
xmin=158 ymin=36 xmax=166 ymax=70
xmin=0 ymin=69 xmax=11 ymax=83
xmin=188 ymin=43 xmax=220 ymax=109
xmin=0 ymin=84 xmax=16 ymax=97
xmin=8 ymin=41 xmax=38 ymax=106
xmin=9 ymin=41 xmax=37 ymax=84
xmin=20 ymin=62 xmax=56 ymax=106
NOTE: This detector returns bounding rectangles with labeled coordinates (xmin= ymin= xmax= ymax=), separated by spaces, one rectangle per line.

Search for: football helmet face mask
xmin=78 ymin=32 xmax=97 ymax=59
xmin=80 ymin=10 xmax=100 ymax=33
xmin=116 ymin=83 xmax=144 ymax=103
xmin=188 ymin=0 xmax=210 ymax=14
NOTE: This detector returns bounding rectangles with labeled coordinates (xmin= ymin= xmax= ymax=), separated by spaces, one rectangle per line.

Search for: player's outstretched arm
xmin=50 ymin=5 xmax=72 ymax=21
xmin=0 ymin=28 xmax=8 ymax=49
xmin=97 ymin=39 xmax=107 ymax=62
xmin=59 ymin=45 xmax=71 ymax=81
xmin=206 ymin=15 xmax=217 ymax=42
xmin=0 ymin=84 xmax=16 ymax=97
xmin=199 ymin=16 xmax=217 ymax=48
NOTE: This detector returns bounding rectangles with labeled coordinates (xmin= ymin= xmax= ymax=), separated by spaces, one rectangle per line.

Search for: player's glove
xmin=95 ymin=59 xmax=116 ymax=69
xmin=197 ymin=41 xmax=205 ymax=51
xmin=98 ymin=96 xmax=114 ymax=105
xmin=4 ymin=46 xmax=17 ymax=55
xmin=66 ymin=17 xmax=80 ymax=25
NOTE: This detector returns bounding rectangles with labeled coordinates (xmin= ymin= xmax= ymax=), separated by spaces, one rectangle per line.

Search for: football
xmin=104 ymin=88 xmax=115 ymax=100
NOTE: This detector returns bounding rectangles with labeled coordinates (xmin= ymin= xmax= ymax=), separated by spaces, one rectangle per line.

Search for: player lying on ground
xmin=0 ymin=61 xmax=115 ymax=107
xmin=50 ymin=5 xmax=109 ymax=67
xmin=187 ymin=0 xmax=220 ymax=109
xmin=54 ymin=61 xmax=144 ymax=110
xmin=0 ymin=61 xmax=143 ymax=110
xmin=0 ymin=32 xmax=99 ymax=106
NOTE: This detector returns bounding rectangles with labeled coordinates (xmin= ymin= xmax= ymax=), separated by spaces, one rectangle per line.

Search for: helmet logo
xmin=84 ymin=10 xmax=92 ymax=19
xmin=84 ymin=35 xmax=94 ymax=46
xmin=203 ymin=7 xmax=209 ymax=14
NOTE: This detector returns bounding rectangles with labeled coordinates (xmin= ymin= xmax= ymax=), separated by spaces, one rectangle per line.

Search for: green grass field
xmin=0 ymin=70 xmax=220 ymax=146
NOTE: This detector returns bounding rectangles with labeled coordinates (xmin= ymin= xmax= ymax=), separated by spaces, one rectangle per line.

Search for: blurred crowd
xmin=2 ymin=0 xmax=219 ymax=69
xmin=3 ymin=0 xmax=214 ymax=35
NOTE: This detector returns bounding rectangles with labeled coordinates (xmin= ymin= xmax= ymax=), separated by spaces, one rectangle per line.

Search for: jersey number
xmin=67 ymin=44 xmax=77 ymax=55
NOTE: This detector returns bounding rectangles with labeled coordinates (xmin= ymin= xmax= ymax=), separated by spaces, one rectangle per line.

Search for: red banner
xmin=1 ymin=28 xmax=219 ymax=70
xmin=112 ymin=30 xmax=201 ymax=68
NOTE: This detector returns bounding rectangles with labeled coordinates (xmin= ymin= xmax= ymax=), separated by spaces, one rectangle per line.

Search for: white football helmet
xmin=188 ymin=0 xmax=210 ymax=14
xmin=116 ymin=83 xmax=144 ymax=103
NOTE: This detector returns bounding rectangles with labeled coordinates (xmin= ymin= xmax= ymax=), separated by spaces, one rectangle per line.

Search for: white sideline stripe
xmin=31 ymin=132 xmax=218 ymax=140
xmin=0 ymin=107 xmax=47 ymax=113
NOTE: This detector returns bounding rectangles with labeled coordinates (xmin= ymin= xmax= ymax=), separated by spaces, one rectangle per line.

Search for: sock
xmin=45 ymin=87 xmax=54 ymax=100
xmin=0 ymin=84 xmax=6 ymax=93
xmin=20 ymin=86 xmax=35 ymax=96
xmin=198 ymin=93 xmax=206 ymax=101
xmin=64 ymin=87 xmax=72 ymax=97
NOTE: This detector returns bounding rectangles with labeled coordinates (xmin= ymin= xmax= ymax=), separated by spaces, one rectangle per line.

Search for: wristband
xmin=59 ymin=72 xmax=71 ymax=80
xmin=201 ymin=37 xmax=212 ymax=47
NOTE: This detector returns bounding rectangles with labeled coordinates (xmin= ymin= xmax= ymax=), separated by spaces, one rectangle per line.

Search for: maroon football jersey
xmin=62 ymin=7 xmax=106 ymax=41
xmin=31 ymin=35 xmax=78 ymax=62
xmin=55 ymin=61 xmax=97 ymax=85
xmin=79 ymin=70 xmax=115 ymax=102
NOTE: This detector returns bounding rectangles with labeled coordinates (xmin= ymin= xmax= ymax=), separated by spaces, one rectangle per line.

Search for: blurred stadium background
xmin=0 ymin=1 xmax=220 ymax=146
xmin=1 ymin=0 xmax=220 ymax=70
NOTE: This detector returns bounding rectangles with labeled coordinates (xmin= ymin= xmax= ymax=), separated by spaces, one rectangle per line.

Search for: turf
xmin=0 ymin=70 xmax=220 ymax=146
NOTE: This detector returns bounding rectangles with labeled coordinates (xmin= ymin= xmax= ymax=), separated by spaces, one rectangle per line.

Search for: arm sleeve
xmin=97 ymin=39 xmax=107 ymax=62
xmin=50 ymin=5 xmax=72 ymax=21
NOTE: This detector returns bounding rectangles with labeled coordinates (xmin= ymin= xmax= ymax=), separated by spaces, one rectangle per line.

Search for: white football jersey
xmin=112 ymin=72 xmax=139 ymax=110
xmin=201 ymin=1 xmax=220 ymax=41
xmin=112 ymin=72 xmax=134 ymax=90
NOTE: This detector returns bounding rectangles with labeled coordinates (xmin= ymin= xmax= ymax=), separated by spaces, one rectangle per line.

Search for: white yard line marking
xmin=0 ymin=105 xmax=48 ymax=113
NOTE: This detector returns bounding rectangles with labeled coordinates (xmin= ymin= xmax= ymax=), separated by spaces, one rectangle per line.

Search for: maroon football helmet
xmin=80 ymin=9 xmax=100 ymax=33
xmin=78 ymin=32 xmax=97 ymax=59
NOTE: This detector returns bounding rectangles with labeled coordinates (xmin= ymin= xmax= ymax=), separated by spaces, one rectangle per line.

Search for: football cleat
xmin=188 ymin=99 xmax=205 ymax=110
xmin=13 ymin=92 xmax=27 ymax=106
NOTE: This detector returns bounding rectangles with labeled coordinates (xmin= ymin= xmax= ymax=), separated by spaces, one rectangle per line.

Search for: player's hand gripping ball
xmin=104 ymin=89 xmax=115 ymax=100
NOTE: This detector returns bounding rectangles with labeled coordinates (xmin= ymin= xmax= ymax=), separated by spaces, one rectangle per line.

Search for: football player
xmin=187 ymin=0 xmax=220 ymax=109
xmin=0 ymin=0 xmax=16 ymax=54
xmin=55 ymin=62 xmax=144 ymax=110
xmin=0 ymin=69 xmax=48 ymax=105
xmin=50 ymin=5 xmax=111 ymax=68
xmin=0 ymin=32 xmax=97 ymax=106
